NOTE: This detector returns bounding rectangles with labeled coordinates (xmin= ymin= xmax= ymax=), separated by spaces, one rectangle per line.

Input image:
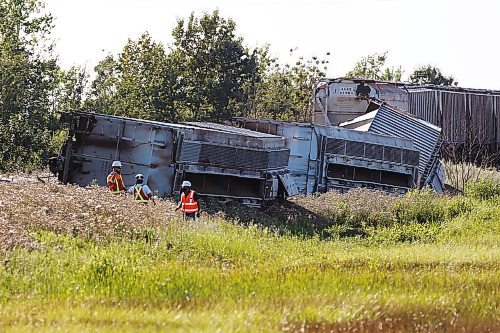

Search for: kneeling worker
xmin=128 ymin=174 xmax=155 ymax=205
xmin=175 ymin=180 xmax=200 ymax=220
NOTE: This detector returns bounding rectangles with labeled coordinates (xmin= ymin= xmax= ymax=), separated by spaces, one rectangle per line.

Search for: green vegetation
xmin=1 ymin=0 xmax=330 ymax=171
xmin=2 ymin=0 xmax=455 ymax=172
xmin=0 ymin=178 xmax=498 ymax=332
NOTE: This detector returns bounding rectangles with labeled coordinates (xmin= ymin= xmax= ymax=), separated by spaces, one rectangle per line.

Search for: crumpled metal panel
xmin=369 ymin=82 xmax=409 ymax=111
xmin=426 ymin=161 xmax=446 ymax=194
xmin=367 ymin=104 xmax=442 ymax=185
xmin=278 ymin=173 xmax=299 ymax=196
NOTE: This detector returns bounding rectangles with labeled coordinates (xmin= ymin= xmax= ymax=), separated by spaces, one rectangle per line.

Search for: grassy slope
xmin=0 ymin=179 xmax=499 ymax=332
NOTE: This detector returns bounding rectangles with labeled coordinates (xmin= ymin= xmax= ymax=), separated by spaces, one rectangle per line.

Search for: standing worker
xmin=175 ymin=181 xmax=201 ymax=220
xmin=128 ymin=174 xmax=156 ymax=205
xmin=107 ymin=161 xmax=125 ymax=194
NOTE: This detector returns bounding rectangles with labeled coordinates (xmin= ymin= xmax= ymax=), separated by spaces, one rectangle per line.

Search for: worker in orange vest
xmin=128 ymin=174 xmax=155 ymax=205
xmin=175 ymin=180 xmax=200 ymax=220
xmin=106 ymin=161 xmax=125 ymax=194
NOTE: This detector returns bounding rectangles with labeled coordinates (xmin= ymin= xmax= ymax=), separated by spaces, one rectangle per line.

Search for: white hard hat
xmin=181 ymin=180 xmax=191 ymax=187
xmin=135 ymin=173 xmax=144 ymax=179
xmin=112 ymin=161 xmax=122 ymax=167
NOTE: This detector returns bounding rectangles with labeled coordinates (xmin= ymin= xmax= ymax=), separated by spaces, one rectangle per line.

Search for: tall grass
xmin=0 ymin=176 xmax=499 ymax=332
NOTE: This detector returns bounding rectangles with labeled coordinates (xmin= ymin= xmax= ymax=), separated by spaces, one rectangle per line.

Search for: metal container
xmin=313 ymin=79 xmax=500 ymax=163
xmin=313 ymin=78 xmax=409 ymax=126
xmin=235 ymin=116 xmax=420 ymax=195
xmin=406 ymin=85 xmax=500 ymax=153
xmin=233 ymin=118 xmax=317 ymax=195
xmin=53 ymin=112 xmax=293 ymax=206
xmin=339 ymin=101 xmax=443 ymax=190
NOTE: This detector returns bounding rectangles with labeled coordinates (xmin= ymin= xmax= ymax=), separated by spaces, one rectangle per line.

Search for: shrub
xmin=443 ymin=196 xmax=473 ymax=220
xmin=464 ymin=178 xmax=500 ymax=200
xmin=369 ymin=222 xmax=443 ymax=243
xmin=290 ymin=188 xmax=398 ymax=229
xmin=393 ymin=189 xmax=445 ymax=224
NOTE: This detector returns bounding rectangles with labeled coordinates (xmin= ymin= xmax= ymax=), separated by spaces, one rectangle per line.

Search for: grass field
xmin=0 ymin=176 xmax=499 ymax=332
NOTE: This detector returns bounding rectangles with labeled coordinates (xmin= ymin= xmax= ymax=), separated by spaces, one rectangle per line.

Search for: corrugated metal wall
xmin=408 ymin=90 xmax=440 ymax=126
xmin=177 ymin=140 xmax=290 ymax=171
xmin=407 ymin=89 xmax=499 ymax=149
xmin=441 ymin=92 xmax=468 ymax=144
xmin=496 ymin=96 xmax=500 ymax=146
xmin=325 ymin=138 xmax=419 ymax=167
xmin=367 ymin=105 xmax=442 ymax=182
xmin=469 ymin=94 xmax=496 ymax=145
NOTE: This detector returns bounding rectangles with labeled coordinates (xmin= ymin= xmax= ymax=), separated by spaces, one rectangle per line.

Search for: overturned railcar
xmin=51 ymin=112 xmax=291 ymax=206
xmin=51 ymin=104 xmax=444 ymax=203
xmin=234 ymin=117 xmax=420 ymax=195
xmin=339 ymin=100 xmax=445 ymax=193
xmin=313 ymin=78 xmax=500 ymax=165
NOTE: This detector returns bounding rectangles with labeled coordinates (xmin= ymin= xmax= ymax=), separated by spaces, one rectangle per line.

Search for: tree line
xmin=0 ymin=0 xmax=455 ymax=172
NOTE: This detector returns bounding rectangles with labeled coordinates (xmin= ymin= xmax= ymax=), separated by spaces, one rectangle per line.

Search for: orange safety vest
xmin=181 ymin=190 xmax=199 ymax=213
xmin=107 ymin=173 xmax=125 ymax=193
xmin=134 ymin=185 xmax=149 ymax=203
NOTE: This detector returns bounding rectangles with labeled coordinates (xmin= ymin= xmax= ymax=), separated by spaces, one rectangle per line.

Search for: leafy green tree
xmin=346 ymin=52 xmax=403 ymax=81
xmin=86 ymin=54 xmax=119 ymax=114
xmin=86 ymin=33 xmax=179 ymax=121
xmin=169 ymin=10 xmax=257 ymax=121
xmin=0 ymin=0 xmax=59 ymax=171
xmin=410 ymin=65 xmax=456 ymax=86
xmin=85 ymin=11 xmax=328 ymax=124
xmin=52 ymin=66 xmax=88 ymax=114
xmin=249 ymin=48 xmax=329 ymax=122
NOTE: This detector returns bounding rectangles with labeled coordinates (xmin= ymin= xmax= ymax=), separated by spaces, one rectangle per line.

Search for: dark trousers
xmin=184 ymin=213 xmax=196 ymax=220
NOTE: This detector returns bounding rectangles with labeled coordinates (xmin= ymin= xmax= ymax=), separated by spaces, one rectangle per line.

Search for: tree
xmin=248 ymin=47 xmax=329 ymax=122
xmin=410 ymin=65 xmax=456 ymax=86
xmin=86 ymin=54 xmax=119 ymax=114
xmin=84 ymin=11 xmax=328 ymax=124
xmin=346 ymin=52 xmax=403 ymax=81
xmin=85 ymin=33 xmax=179 ymax=121
xmin=169 ymin=10 xmax=257 ymax=121
xmin=52 ymin=66 xmax=88 ymax=115
xmin=0 ymin=0 xmax=59 ymax=171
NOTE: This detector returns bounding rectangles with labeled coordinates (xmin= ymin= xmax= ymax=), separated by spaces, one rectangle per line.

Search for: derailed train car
xmin=51 ymin=99 xmax=444 ymax=205
xmin=235 ymin=98 xmax=445 ymax=194
xmin=234 ymin=117 xmax=421 ymax=195
xmin=338 ymin=100 xmax=445 ymax=192
xmin=406 ymin=85 xmax=500 ymax=159
xmin=50 ymin=111 xmax=292 ymax=206
xmin=313 ymin=78 xmax=500 ymax=164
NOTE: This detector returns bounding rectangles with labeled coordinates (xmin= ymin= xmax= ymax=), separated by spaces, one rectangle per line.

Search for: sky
xmin=45 ymin=0 xmax=500 ymax=89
